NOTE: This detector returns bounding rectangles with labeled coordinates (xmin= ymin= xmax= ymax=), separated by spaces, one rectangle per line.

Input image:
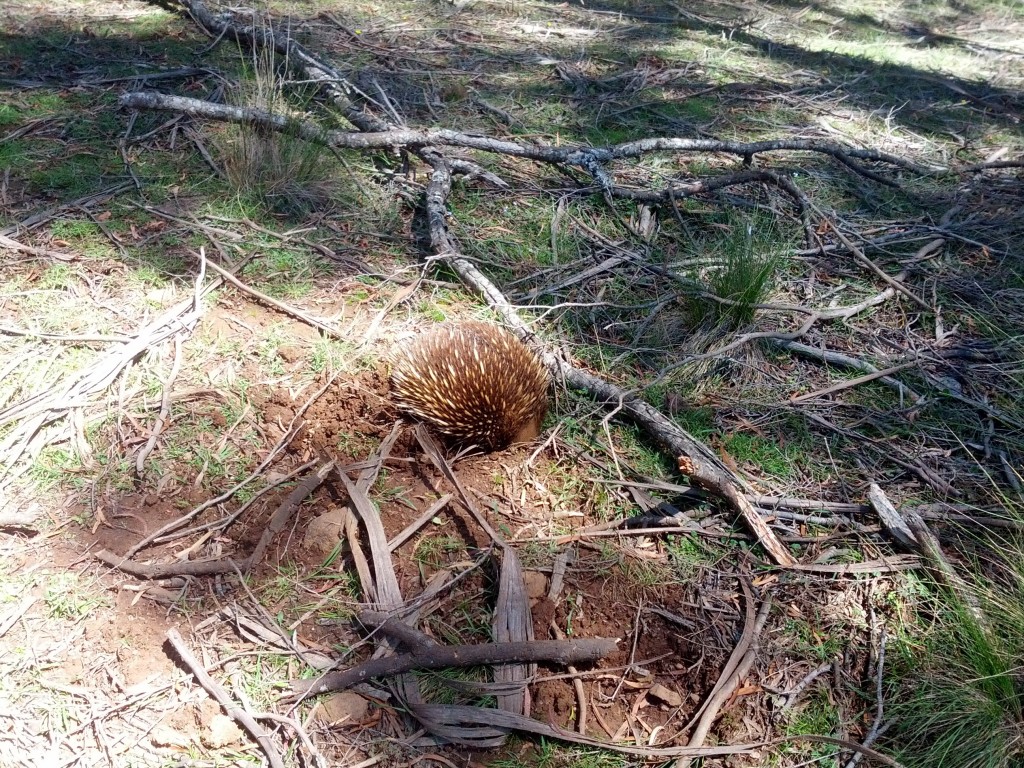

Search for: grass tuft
xmin=704 ymin=217 xmax=786 ymax=328
xmin=884 ymin=507 xmax=1024 ymax=768
xmin=216 ymin=18 xmax=337 ymax=216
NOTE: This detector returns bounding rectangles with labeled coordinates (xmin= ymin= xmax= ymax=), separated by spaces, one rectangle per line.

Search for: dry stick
xmin=551 ymin=622 xmax=588 ymax=735
xmin=867 ymin=483 xmax=917 ymax=550
xmin=0 ymin=324 xmax=129 ymax=343
xmin=289 ymin=638 xmax=620 ymax=697
xmin=815 ymin=212 xmax=930 ymax=311
xmin=96 ymin=460 xmax=335 ymax=578
xmin=387 ymin=493 xmax=454 ymax=552
xmin=123 ymin=369 xmax=343 ymax=557
xmin=118 ymin=91 xmax=942 ymax=179
xmin=845 ymin=630 xmax=887 ymax=768
xmin=202 ymin=257 xmax=347 ymax=339
xmin=674 ymin=584 xmax=773 ymax=768
xmin=775 ymin=340 xmax=922 ymax=404
xmin=419 ymin=155 xmax=795 ymax=567
xmin=134 ymin=333 xmax=183 ymax=480
xmin=790 ymin=361 xmax=921 ymax=404
xmin=400 ymin=701 xmax=755 ymax=758
xmin=678 ymin=456 xmax=795 ymax=566
xmin=777 ymin=661 xmax=832 ymax=715
xmin=166 ymin=628 xmax=286 ymax=768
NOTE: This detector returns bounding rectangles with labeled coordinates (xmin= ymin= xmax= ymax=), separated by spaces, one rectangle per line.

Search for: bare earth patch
xmin=2 ymin=0 xmax=1023 ymax=765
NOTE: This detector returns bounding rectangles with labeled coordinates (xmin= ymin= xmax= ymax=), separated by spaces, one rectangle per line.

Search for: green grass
xmin=413 ymin=534 xmax=465 ymax=570
xmin=723 ymin=432 xmax=806 ymax=480
xmin=490 ymin=739 xmax=630 ymax=768
xmin=776 ymin=688 xmax=842 ymax=765
xmin=214 ymin=32 xmax=339 ymax=217
xmin=44 ymin=573 xmax=110 ymax=620
xmin=883 ymin=520 xmax=1024 ymax=768
xmin=700 ymin=216 xmax=789 ymax=328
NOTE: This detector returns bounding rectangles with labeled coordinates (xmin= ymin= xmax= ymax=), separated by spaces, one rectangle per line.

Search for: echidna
xmin=390 ymin=321 xmax=550 ymax=452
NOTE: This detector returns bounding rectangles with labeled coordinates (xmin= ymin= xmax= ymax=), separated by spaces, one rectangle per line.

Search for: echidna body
xmin=390 ymin=322 xmax=549 ymax=452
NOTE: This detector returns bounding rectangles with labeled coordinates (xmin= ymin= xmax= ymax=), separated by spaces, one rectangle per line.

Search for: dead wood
xmin=678 ymin=457 xmax=796 ymax=565
xmin=166 ymin=628 xmax=287 ymax=768
xmin=867 ymin=483 xmax=918 ymax=550
xmin=675 ymin=577 xmax=772 ymax=767
xmin=289 ymin=637 xmax=619 ymax=697
xmin=120 ymin=90 xmax=939 ymax=186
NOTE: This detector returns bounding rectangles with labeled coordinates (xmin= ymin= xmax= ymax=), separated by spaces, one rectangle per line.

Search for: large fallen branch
xmin=120 ymin=91 xmax=942 ymax=184
xmin=291 ymin=637 xmax=619 ymax=697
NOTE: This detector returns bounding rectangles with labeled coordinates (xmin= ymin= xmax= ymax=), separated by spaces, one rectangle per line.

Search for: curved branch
xmin=119 ymin=91 xmax=943 ymax=183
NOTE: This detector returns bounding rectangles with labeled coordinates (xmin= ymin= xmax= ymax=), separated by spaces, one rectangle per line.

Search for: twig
xmin=387 ymin=493 xmax=453 ymax=553
xmin=202 ymin=256 xmax=346 ymax=339
xmin=166 ymin=628 xmax=286 ymax=768
xmin=867 ymin=484 xmax=917 ymax=550
xmin=550 ymin=621 xmax=588 ymax=734
xmin=775 ymin=340 xmax=922 ymax=403
xmin=845 ymin=630 xmax=887 ymax=768
xmin=679 ymin=456 xmax=796 ymax=566
xmin=790 ymin=361 xmax=921 ymax=404
xmin=815 ymin=212 xmax=930 ymax=310
xmin=675 ymin=578 xmax=772 ymax=768
xmin=134 ymin=334 xmax=183 ymax=481
xmin=777 ymin=661 xmax=832 ymax=715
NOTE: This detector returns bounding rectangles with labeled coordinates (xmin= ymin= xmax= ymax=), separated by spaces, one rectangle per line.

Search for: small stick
xmin=675 ymin=579 xmax=773 ymax=768
xmin=202 ymin=256 xmax=345 ymax=339
xmin=777 ymin=661 xmax=832 ymax=715
xmin=135 ymin=334 xmax=183 ymax=481
xmin=844 ymin=629 xmax=887 ymax=768
xmin=387 ymin=493 xmax=453 ymax=552
xmin=166 ymin=628 xmax=286 ymax=768
xmin=791 ymin=361 xmax=920 ymax=404
xmin=817 ymin=213 xmax=930 ymax=310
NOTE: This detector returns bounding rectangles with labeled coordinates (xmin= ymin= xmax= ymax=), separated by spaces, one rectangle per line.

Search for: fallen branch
xmin=289 ymin=637 xmax=620 ymax=697
xmin=166 ymin=628 xmax=286 ymax=768
xmin=119 ymin=90 xmax=941 ymax=185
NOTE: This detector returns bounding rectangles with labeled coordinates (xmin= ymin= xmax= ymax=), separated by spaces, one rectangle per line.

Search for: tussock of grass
xmin=885 ymin=517 xmax=1024 ymax=768
xmin=216 ymin=22 xmax=337 ymax=216
xmin=699 ymin=216 xmax=787 ymax=329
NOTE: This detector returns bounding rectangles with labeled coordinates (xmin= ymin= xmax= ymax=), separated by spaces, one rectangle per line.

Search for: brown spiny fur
xmin=390 ymin=322 xmax=550 ymax=452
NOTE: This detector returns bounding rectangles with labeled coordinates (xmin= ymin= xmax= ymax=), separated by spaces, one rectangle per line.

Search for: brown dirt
xmin=70 ymin=319 xmax=729 ymax=750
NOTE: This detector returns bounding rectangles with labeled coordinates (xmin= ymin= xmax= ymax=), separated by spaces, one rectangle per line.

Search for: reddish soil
xmin=81 ymin=348 xmax=728 ymax=748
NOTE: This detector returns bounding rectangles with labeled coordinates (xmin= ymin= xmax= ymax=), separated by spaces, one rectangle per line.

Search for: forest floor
xmin=1 ymin=0 xmax=1023 ymax=766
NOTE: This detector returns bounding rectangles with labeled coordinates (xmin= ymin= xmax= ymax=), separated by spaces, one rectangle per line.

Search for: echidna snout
xmin=390 ymin=322 xmax=550 ymax=452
